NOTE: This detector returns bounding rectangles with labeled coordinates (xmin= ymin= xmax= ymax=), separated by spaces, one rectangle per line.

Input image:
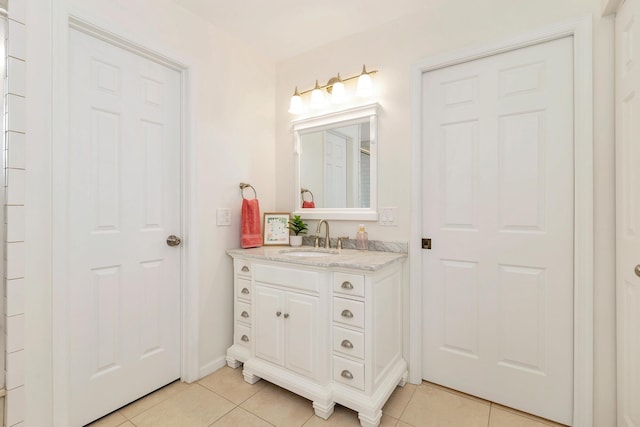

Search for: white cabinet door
xmin=254 ymin=285 xmax=284 ymax=365
xmin=254 ymin=284 xmax=320 ymax=380
xmin=422 ymin=36 xmax=574 ymax=425
xmin=616 ymin=1 xmax=640 ymax=425
xmin=284 ymin=292 xmax=319 ymax=379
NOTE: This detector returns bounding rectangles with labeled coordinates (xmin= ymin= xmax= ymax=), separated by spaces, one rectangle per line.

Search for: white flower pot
xmin=289 ymin=235 xmax=303 ymax=247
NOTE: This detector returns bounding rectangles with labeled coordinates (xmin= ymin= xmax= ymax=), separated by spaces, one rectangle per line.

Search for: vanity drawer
xmin=254 ymin=264 xmax=320 ymax=293
xmin=236 ymin=301 xmax=251 ymax=325
xmin=234 ymin=260 xmax=252 ymax=278
xmin=333 ymin=356 xmax=365 ymax=391
xmin=333 ymin=272 xmax=365 ymax=297
xmin=235 ymin=323 xmax=252 ymax=349
xmin=237 ymin=278 xmax=252 ymax=302
xmin=333 ymin=326 xmax=364 ymax=359
xmin=333 ymin=297 xmax=365 ymax=329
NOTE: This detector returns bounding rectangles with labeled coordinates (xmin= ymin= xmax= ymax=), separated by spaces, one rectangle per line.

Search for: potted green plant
xmin=287 ymin=215 xmax=308 ymax=247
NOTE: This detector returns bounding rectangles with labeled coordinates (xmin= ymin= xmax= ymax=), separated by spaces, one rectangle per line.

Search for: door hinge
xmin=422 ymin=238 xmax=432 ymax=250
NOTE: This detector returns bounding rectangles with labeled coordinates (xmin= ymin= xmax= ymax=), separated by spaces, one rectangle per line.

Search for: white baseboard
xmin=198 ymin=355 xmax=228 ymax=380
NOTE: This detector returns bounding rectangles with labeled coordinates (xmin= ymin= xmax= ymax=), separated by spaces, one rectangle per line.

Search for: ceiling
xmin=171 ymin=0 xmax=438 ymax=61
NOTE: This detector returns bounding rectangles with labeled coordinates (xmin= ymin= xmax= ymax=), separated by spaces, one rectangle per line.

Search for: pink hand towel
xmin=241 ymin=198 xmax=262 ymax=248
xmin=302 ymin=201 xmax=315 ymax=208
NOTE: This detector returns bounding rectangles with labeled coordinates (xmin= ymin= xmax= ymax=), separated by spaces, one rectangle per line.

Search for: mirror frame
xmin=292 ymin=103 xmax=378 ymax=220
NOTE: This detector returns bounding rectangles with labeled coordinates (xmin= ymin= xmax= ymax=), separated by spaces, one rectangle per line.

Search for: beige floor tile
xmin=396 ymin=422 xmax=413 ymax=427
xmin=241 ymin=382 xmax=315 ymax=427
xmin=118 ymin=423 xmax=135 ymax=427
xmin=490 ymin=404 xmax=567 ymax=427
xmin=119 ymin=380 xmax=192 ymax=419
xmin=199 ymin=366 xmax=266 ymax=404
xmin=400 ymin=383 xmax=490 ymax=427
xmin=382 ymin=384 xmax=417 ymax=419
xmin=86 ymin=411 xmax=127 ymax=427
xmin=130 ymin=384 xmax=235 ymax=427
xmin=211 ymin=407 xmax=274 ymax=427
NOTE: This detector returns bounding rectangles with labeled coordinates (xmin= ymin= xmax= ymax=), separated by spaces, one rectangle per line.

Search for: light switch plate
xmin=379 ymin=207 xmax=397 ymax=226
xmin=216 ymin=208 xmax=231 ymax=226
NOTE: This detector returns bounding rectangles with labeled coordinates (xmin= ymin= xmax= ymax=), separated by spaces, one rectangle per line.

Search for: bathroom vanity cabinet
xmin=226 ymin=247 xmax=407 ymax=427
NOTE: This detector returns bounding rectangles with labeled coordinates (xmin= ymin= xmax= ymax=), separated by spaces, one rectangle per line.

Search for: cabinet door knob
xmin=276 ymin=311 xmax=282 ymax=317
xmin=241 ymin=265 xmax=250 ymax=272
xmin=241 ymin=288 xmax=250 ymax=294
xmin=341 ymin=281 xmax=354 ymax=290
xmin=341 ymin=309 xmax=354 ymax=318
xmin=341 ymin=370 xmax=354 ymax=379
xmin=241 ymin=311 xmax=249 ymax=318
xmin=341 ymin=339 xmax=354 ymax=349
xmin=284 ymin=313 xmax=290 ymax=319
xmin=241 ymin=335 xmax=249 ymax=342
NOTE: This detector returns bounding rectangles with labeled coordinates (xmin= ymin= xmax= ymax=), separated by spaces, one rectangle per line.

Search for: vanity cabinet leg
xmin=242 ymin=369 xmax=261 ymax=385
xmin=225 ymin=356 xmax=242 ymax=369
xmin=312 ymin=400 xmax=335 ymax=419
xmin=358 ymin=409 xmax=382 ymax=427
xmin=397 ymin=370 xmax=408 ymax=387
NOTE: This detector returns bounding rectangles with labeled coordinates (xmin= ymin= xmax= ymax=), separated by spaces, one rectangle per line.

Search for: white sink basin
xmin=280 ymin=249 xmax=338 ymax=257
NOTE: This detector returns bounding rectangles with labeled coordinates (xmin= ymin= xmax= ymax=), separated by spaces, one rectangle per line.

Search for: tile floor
xmin=87 ymin=366 xmax=567 ymax=427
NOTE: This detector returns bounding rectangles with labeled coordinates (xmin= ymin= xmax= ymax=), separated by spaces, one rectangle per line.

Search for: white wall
xmin=275 ymin=0 xmax=616 ymax=425
xmin=25 ymin=0 xmax=276 ymax=424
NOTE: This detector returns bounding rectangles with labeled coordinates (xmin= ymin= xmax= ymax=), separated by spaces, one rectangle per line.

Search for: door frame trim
xmin=409 ymin=16 xmax=593 ymax=426
xmin=51 ymin=14 xmax=200 ymax=425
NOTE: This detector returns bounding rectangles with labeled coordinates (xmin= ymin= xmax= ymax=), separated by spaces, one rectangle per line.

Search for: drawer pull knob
xmin=241 ymin=288 xmax=250 ymax=294
xmin=241 ymin=266 xmax=250 ymax=272
xmin=241 ymin=335 xmax=249 ymax=342
xmin=341 ymin=339 xmax=354 ymax=349
xmin=284 ymin=313 xmax=290 ymax=319
xmin=341 ymin=281 xmax=354 ymax=290
xmin=341 ymin=309 xmax=354 ymax=318
xmin=241 ymin=311 xmax=249 ymax=318
xmin=276 ymin=311 xmax=282 ymax=317
xmin=341 ymin=370 xmax=354 ymax=379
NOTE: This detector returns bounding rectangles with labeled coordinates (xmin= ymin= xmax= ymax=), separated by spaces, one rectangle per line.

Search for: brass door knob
xmin=166 ymin=235 xmax=182 ymax=247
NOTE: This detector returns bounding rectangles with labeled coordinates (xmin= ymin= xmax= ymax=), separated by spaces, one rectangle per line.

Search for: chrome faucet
xmin=316 ymin=219 xmax=330 ymax=248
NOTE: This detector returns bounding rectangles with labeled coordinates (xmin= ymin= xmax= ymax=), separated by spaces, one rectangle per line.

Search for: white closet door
xmin=68 ymin=28 xmax=182 ymax=426
xmin=422 ymin=36 xmax=574 ymax=425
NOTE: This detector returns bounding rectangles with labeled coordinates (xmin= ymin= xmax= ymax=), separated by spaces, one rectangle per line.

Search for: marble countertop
xmin=227 ymin=246 xmax=407 ymax=271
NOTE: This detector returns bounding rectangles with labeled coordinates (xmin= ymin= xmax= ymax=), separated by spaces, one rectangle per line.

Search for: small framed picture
xmin=263 ymin=212 xmax=291 ymax=246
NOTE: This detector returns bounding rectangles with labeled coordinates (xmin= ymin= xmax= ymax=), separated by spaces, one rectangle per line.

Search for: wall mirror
xmin=293 ymin=103 xmax=378 ymax=220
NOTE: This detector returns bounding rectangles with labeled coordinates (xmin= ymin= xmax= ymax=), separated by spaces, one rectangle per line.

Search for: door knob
xmin=635 ymin=264 xmax=640 ymax=278
xmin=166 ymin=235 xmax=182 ymax=247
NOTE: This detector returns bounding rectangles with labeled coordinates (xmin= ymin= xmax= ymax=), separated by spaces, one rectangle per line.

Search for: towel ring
xmin=240 ymin=182 xmax=257 ymax=199
xmin=301 ymin=188 xmax=315 ymax=202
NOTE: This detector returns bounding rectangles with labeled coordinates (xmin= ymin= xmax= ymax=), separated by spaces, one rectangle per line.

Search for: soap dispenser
xmin=356 ymin=224 xmax=368 ymax=250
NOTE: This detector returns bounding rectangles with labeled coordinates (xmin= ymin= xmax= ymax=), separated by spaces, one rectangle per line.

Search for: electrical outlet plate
xmin=216 ymin=208 xmax=231 ymax=226
xmin=379 ymin=207 xmax=397 ymax=226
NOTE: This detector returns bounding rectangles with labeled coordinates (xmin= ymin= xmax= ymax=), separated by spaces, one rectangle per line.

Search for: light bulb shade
xmin=310 ymin=80 xmax=325 ymax=109
xmin=331 ymin=81 xmax=346 ymax=103
xmin=356 ymin=72 xmax=373 ymax=97
xmin=288 ymin=94 xmax=304 ymax=114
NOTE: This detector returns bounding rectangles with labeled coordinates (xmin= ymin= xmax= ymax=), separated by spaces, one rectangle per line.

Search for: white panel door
xmin=422 ymin=37 xmax=574 ymax=425
xmin=616 ymin=0 xmax=640 ymax=425
xmin=68 ymin=29 xmax=181 ymax=426
xmin=324 ymin=131 xmax=347 ymax=208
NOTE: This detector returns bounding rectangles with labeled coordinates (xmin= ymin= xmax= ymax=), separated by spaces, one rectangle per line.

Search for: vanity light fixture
xmin=288 ymin=87 xmax=304 ymax=114
xmin=288 ymin=65 xmax=378 ymax=114
xmin=356 ymin=65 xmax=373 ymax=97
xmin=328 ymin=73 xmax=346 ymax=104
xmin=310 ymin=80 xmax=326 ymax=109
